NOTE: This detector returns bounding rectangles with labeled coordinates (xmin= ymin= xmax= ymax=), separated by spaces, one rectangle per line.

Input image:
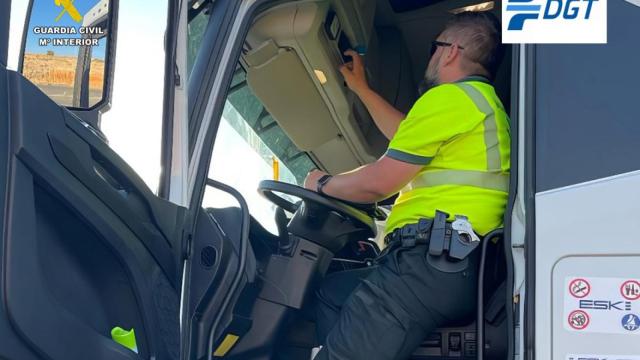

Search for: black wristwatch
xmin=316 ymin=175 xmax=333 ymax=195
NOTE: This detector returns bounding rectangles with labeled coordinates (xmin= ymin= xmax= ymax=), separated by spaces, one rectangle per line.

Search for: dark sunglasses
xmin=430 ymin=40 xmax=465 ymax=56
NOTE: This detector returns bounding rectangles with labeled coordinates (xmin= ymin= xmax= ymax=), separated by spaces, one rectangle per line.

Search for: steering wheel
xmin=257 ymin=180 xmax=384 ymax=236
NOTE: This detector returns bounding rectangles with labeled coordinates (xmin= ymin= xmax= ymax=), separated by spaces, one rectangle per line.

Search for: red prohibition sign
xmin=569 ymin=278 xmax=591 ymax=299
xmin=568 ymin=310 xmax=590 ymax=330
xmin=620 ymin=280 xmax=640 ymax=301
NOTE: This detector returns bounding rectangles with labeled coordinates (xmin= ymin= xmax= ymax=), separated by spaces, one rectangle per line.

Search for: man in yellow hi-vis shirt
xmin=304 ymin=11 xmax=509 ymax=360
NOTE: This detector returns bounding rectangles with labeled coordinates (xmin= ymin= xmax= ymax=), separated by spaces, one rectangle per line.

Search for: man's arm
xmin=304 ymin=156 xmax=422 ymax=203
xmin=340 ymin=50 xmax=405 ymax=140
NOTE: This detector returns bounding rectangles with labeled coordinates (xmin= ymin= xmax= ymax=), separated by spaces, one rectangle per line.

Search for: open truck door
xmin=0 ymin=0 xmax=188 ymax=358
xmin=0 ymin=0 xmax=250 ymax=358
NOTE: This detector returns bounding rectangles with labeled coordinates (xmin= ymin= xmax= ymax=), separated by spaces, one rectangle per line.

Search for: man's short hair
xmin=440 ymin=11 xmax=504 ymax=79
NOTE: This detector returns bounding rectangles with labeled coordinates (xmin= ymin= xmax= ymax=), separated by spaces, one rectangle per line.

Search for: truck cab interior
xmin=187 ymin=0 xmax=515 ymax=359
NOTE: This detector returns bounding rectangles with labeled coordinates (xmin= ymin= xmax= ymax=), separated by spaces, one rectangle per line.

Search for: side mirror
xmin=20 ymin=0 xmax=115 ymax=110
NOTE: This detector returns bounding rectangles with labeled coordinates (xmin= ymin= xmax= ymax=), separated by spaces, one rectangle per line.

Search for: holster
xmin=384 ymin=210 xmax=481 ymax=273
xmin=425 ymin=211 xmax=468 ymax=273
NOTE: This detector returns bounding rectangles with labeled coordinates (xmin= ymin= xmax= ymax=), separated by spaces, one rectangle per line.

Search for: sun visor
xmin=246 ymin=45 xmax=339 ymax=151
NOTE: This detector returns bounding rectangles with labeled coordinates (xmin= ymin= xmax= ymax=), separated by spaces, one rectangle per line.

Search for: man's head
xmin=423 ymin=11 xmax=504 ymax=90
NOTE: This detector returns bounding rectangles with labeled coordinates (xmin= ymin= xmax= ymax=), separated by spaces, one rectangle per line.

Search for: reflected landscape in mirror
xmin=22 ymin=0 xmax=110 ymax=108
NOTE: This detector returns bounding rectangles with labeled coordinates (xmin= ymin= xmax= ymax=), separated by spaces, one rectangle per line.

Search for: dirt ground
xmin=22 ymin=53 xmax=105 ymax=106
xmin=22 ymin=52 xmax=105 ymax=90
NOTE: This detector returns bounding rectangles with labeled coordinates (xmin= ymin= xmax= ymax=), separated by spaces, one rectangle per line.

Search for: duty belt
xmin=384 ymin=210 xmax=481 ymax=261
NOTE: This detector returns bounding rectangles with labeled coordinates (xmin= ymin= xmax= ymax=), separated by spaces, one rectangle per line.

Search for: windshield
xmin=187 ymin=4 xmax=316 ymax=231
xmin=202 ymin=66 xmax=316 ymax=233
xmin=225 ymin=66 xmax=317 ymax=184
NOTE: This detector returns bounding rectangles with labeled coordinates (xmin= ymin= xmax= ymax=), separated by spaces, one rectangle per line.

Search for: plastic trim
xmin=204 ymin=179 xmax=250 ymax=360
xmin=523 ymin=44 xmax=537 ymax=360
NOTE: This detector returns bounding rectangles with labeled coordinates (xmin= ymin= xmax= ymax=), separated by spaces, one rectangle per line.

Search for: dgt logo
xmin=507 ymin=0 xmax=599 ymax=30
xmin=502 ymin=0 xmax=607 ymax=44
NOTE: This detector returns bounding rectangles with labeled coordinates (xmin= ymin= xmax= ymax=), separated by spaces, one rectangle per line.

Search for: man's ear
xmin=442 ymin=44 xmax=461 ymax=67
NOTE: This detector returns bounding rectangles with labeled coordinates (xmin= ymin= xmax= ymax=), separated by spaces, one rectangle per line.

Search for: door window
xmin=203 ymin=66 xmax=316 ymax=233
xmin=98 ymin=0 xmax=169 ymax=193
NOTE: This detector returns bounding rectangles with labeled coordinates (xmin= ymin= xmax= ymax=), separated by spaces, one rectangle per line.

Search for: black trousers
xmin=315 ymin=243 xmax=479 ymax=360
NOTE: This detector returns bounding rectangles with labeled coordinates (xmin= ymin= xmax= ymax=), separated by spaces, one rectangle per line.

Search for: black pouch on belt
xmin=426 ymin=210 xmax=480 ymax=273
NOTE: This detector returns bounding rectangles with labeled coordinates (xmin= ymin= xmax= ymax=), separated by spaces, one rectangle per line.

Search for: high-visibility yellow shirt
xmin=384 ymin=77 xmax=511 ymax=235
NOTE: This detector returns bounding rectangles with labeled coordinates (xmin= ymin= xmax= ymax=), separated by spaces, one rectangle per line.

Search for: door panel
xmin=536 ymin=172 xmax=640 ymax=358
xmin=1 ymin=67 xmax=183 ymax=359
xmin=532 ymin=1 xmax=640 ymax=357
xmin=183 ymin=207 xmax=245 ymax=360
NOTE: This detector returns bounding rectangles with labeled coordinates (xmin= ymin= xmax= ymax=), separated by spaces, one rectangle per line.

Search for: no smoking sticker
xmin=569 ymin=278 xmax=591 ymax=298
xmin=568 ymin=310 xmax=590 ymax=330
xmin=621 ymin=280 xmax=640 ymax=301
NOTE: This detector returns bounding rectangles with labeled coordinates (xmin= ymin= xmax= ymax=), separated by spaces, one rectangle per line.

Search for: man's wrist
xmin=316 ymin=174 xmax=333 ymax=195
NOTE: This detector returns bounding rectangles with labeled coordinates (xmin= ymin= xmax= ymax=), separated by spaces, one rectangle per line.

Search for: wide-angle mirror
xmin=21 ymin=0 xmax=113 ymax=108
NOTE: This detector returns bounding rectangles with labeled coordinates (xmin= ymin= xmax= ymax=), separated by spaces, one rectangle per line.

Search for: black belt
xmin=384 ymin=218 xmax=437 ymax=246
xmin=383 ymin=210 xmax=481 ymax=261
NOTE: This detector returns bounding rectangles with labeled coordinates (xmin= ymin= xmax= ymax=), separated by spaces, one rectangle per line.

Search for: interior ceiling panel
xmin=388 ymin=0 xmax=449 ymax=13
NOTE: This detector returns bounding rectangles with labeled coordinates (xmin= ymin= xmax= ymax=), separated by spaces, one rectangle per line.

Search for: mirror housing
xmin=19 ymin=0 xmax=117 ymax=127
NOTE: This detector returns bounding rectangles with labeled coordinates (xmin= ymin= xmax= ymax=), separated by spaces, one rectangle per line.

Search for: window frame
xmin=157 ymin=0 xmax=183 ymax=200
xmin=185 ymin=0 xmax=269 ymax=212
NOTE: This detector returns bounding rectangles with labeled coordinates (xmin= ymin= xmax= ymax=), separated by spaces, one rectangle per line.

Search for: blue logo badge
xmin=506 ymin=0 xmax=600 ymax=30
xmin=621 ymin=314 xmax=640 ymax=331
xmin=502 ymin=0 xmax=607 ymax=44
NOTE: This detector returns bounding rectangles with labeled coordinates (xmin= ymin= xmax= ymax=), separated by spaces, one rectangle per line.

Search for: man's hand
xmin=339 ymin=50 xmax=369 ymax=96
xmin=338 ymin=49 xmax=405 ymax=140
xmin=303 ymin=169 xmax=328 ymax=191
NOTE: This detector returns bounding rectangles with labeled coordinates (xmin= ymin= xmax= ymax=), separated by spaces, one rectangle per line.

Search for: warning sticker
xmin=621 ymin=280 xmax=640 ymax=301
xmin=569 ymin=278 xmax=591 ymax=298
xmin=567 ymin=310 xmax=590 ymax=330
xmin=564 ymin=277 xmax=640 ymax=334
xmin=567 ymin=355 xmax=640 ymax=360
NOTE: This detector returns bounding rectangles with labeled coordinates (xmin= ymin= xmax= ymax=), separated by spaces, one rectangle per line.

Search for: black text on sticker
xmin=579 ymin=300 xmax=632 ymax=311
